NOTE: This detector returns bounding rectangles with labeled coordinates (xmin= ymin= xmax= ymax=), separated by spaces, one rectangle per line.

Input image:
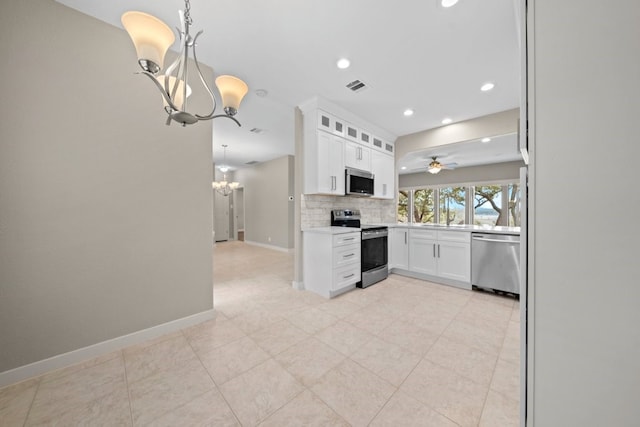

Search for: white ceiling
xmin=55 ymin=0 xmax=521 ymax=170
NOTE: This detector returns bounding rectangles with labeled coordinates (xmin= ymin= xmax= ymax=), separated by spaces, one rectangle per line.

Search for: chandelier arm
xmin=163 ymin=31 xmax=187 ymax=109
xmin=139 ymin=71 xmax=181 ymax=113
xmin=199 ymin=114 xmax=241 ymax=127
xmin=190 ymin=30 xmax=219 ymax=119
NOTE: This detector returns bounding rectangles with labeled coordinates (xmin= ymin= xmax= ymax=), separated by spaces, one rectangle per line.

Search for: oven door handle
xmin=361 ymin=230 xmax=388 ymax=240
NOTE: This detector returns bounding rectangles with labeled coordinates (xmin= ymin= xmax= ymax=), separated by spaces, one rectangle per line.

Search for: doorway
xmin=235 ymin=188 xmax=245 ymax=241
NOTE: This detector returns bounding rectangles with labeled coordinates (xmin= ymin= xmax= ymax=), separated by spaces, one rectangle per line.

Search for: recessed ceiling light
xmin=482 ymin=137 xmax=491 ymax=143
xmin=255 ymin=89 xmax=268 ymax=97
xmin=401 ymin=166 xmax=407 ymax=170
xmin=218 ymin=165 xmax=229 ymax=173
xmin=403 ymin=109 xmax=414 ymax=117
xmin=442 ymin=117 xmax=453 ymax=125
xmin=336 ymin=58 xmax=350 ymax=69
xmin=441 ymin=0 xmax=459 ymax=8
xmin=481 ymin=82 xmax=495 ymax=92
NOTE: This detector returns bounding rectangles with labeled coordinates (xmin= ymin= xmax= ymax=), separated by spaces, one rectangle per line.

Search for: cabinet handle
xmin=383 ymin=183 xmax=387 ymax=196
xmin=404 ymin=231 xmax=407 ymax=244
xmin=343 ymin=237 xmax=355 ymax=241
xmin=343 ymin=273 xmax=355 ymax=279
xmin=433 ymin=244 xmax=436 ymax=258
xmin=343 ymin=253 xmax=355 ymax=258
xmin=438 ymin=244 xmax=441 ymax=258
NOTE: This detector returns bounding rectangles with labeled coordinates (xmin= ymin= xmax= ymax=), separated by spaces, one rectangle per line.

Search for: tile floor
xmin=0 ymin=241 xmax=520 ymax=426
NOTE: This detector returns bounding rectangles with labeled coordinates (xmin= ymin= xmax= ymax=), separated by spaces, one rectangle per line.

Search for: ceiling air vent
xmin=346 ymin=79 xmax=369 ymax=93
xmin=245 ymin=160 xmax=259 ymax=165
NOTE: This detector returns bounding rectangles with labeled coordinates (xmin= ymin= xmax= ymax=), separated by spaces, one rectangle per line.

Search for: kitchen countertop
xmin=303 ymin=224 xmax=520 ymax=235
xmin=381 ymin=223 xmax=521 ymax=235
xmin=302 ymin=226 xmax=362 ymax=235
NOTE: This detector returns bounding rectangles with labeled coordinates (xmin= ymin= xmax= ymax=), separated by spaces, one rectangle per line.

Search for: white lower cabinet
xmin=403 ymin=228 xmax=471 ymax=288
xmin=303 ymin=230 xmax=361 ymax=298
xmin=437 ymin=239 xmax=471 ymax=282
xmin=408 ymin=229 xmax=438 ymax=275
xmin=389 ymin=227 xmax=409 ymax=270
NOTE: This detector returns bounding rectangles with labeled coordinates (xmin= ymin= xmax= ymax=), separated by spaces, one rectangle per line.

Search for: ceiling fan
xmin=427 ymin=156 xmax=457 ymax=174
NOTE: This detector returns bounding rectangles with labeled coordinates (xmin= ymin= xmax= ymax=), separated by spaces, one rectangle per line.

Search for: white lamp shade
xmin=158 ymin=75 xmax=191 ymax=111
xmin=215 ymin=75 xmax=248 ymax=114
xmin=121 ymin=11 xmax=175 ymax=74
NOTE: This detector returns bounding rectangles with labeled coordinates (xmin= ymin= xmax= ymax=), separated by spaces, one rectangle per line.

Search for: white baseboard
xmin=245 ymin=240 xmax=294 ymax=254
xmin=291 ymin=280 xmax=304 ymax=290
xmin=0 ymin=309 xmax=217 ymax=389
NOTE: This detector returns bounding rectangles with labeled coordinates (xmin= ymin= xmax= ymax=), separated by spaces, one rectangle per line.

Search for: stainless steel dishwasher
xmin=471 ymin=233 xmax=520 ymax=295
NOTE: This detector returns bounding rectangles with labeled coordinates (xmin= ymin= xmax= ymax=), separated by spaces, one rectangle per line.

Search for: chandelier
xmin=212 ymin=145 xmax=240 ymax=196
xmin=121 ymin=0 xmax=248 ymax=127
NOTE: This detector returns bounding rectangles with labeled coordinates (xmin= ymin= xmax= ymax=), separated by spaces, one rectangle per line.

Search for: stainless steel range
xmin=331 ymin=209 xmax=388 ymax=288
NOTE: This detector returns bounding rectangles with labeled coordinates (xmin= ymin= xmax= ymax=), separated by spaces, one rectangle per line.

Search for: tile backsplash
xmin=301 ymin=194 xmax=396 ymax=229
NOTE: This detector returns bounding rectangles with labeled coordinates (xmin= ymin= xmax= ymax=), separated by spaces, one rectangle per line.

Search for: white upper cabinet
xmin=317 ymin=109 xmax=345 ymax=137
xmin=345 ymin=122 xmax=360 ymax=142
xmin=371 ymin=149 xmax=394 ymax=199
xmin=305 ymin=130 xmax=345 ymax=195
xmin=345 ymin=141 xmax=371 ymax=172
xmin=301 ymin=98 xmax=396 ymax=196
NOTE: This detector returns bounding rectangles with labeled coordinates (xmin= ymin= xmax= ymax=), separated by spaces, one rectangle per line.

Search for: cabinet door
xmin=409 ymin=235 xmax=438 ymax=275
xmin=437 ymin=241 xmax=471 ymax=283
xmin=371 ymin=150 xmax=394 ymax=199
xmin=316 ymin=110 xmax=345 ymax=137
xmin=317 ymin=131 xmax=345 ymax=195
xmin=389 ymin=228 xmax=409 ymax=270
xmin=345 ymin=122 xmax=360 ymax=142
xmin=345 ymin=141 xmax=371 ymax=171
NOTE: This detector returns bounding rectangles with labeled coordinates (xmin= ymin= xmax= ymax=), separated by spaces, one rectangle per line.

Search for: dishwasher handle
xmin=472 ymin=236 xmax=519 ymax=244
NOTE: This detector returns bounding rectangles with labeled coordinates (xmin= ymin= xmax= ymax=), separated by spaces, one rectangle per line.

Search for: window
xmin=508 ymin=183 xmax=521 ymax=227
xmin=398 ymin=181 xmax=521 ymax=227
xmin=474 ymin=185 xmax=502 ymax=226
xmin=413 ymin=188 xmax=435 ymax=224
xmin=397 ymin=190 xmax=409 ymax=223
xmin=439 ymin=186 xmax=466 ymax=225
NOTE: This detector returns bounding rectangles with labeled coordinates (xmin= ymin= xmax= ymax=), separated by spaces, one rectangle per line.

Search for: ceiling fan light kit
xmin=121 ymin=0 xmax=248 ymax=127
xmin=428 ymin=157 xmax=443 ymax=174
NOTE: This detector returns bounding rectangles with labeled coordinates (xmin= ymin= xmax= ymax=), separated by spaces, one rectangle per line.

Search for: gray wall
xmin=530 ymin=0 xmax=640 ymax=424
xmin=0 ymin=0 xmax=214 ymax=373
xmin=395 ymin=109 xmax=519 ymax=162
xmin=399 ymin=160 xmax=524 ymax=188
xmin=233 ymin=156 xmax=295 ymax=249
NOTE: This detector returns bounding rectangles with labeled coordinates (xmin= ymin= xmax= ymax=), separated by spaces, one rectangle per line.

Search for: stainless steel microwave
xmin=345 ymin=167 xmax=374 ymax=197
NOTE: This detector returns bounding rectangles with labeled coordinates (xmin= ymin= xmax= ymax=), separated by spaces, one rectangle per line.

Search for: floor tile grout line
xmin=20 ymin=377 xmax=42 ymax=427
xmin=120 ymin=350 xmax=136 ymax=427
xmin=183 ymin=327 xmax=243 ymax=426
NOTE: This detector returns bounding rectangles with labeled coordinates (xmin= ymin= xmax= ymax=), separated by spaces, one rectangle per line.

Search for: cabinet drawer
xmin=332 ymin=263 xmax=360 ymax=291
xmin=409 ymin=228 xmax=437 ymax=240
xmin=437 ymin=231 xmax=470 ymax=243
xmin=333 ymin=232 xmax=360 ymax=247
xmin=333 ymin=243 xmax=360 ymax=268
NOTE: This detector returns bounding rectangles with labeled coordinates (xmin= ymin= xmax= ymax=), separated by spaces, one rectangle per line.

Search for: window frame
xmin=399 ymin=179 xmax=520 ymax=227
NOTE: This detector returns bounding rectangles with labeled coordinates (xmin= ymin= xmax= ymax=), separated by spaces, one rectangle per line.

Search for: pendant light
xmin=212 ymin=145 xmax=240 ymax=196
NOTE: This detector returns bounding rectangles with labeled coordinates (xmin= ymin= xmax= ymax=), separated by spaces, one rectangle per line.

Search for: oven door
xmin=360 ymin=229 xmax=388 ymax=288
